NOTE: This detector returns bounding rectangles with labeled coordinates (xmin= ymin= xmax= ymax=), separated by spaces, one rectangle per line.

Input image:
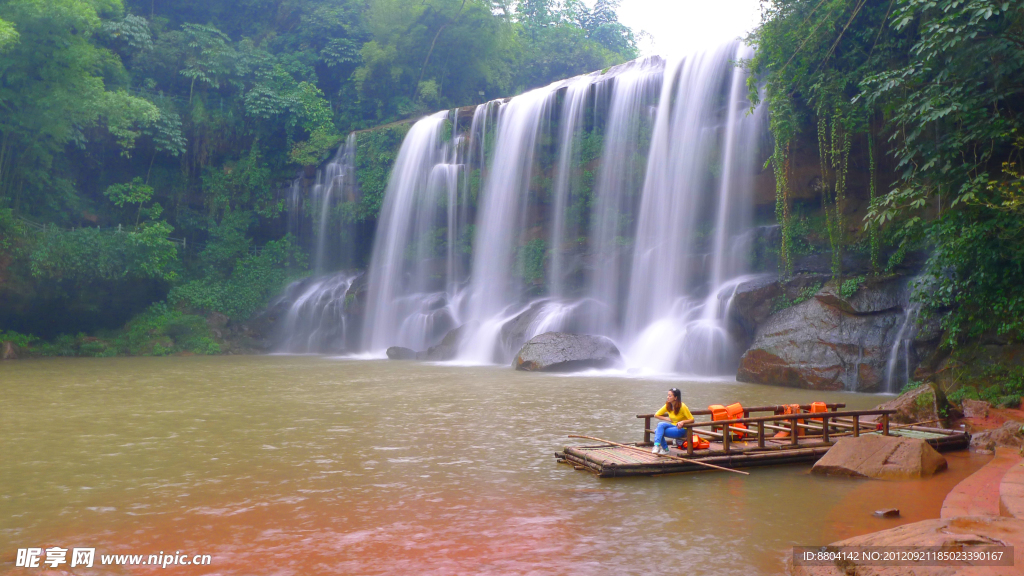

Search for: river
xmin=0 ymin=356 xmax=987 ymax=574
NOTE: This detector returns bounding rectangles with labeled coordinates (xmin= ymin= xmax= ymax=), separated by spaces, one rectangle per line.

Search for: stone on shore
xmin=962 ymin=399 xmax=991 ymax=419
xmin=811 ymin=435 xmax=947 ymax=480
xmin=791 ymin=516 xmax=1024 ymax=576
xmin=874 ymin=384 xmax=941 ymax=424
xmin=970 ymin=421 xmax=1024 ymax=450
xmin=513 ymin=332 xmax=621 ymax=372
xmin=386 ymin=346 xmax=416 ymax=360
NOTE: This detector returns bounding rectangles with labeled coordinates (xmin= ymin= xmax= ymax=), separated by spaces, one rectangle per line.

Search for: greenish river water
xmin=0 ymin=356 xmax=986 ymax=574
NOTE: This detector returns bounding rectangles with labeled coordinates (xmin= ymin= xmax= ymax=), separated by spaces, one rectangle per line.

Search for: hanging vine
xmin=816 ymin=109 xmax=850 ymax=280
xmin=867 ymin=127 xmax=880 ymax=273
xmin=772 ymin=139 xmax=793 ymax=277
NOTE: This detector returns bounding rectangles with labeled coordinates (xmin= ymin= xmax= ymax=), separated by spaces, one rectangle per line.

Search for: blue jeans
xmin=654 ymin=422 xmax=686 ymax=447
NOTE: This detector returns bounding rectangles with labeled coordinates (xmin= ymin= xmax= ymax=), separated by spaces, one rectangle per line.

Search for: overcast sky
xmin=607 ymin=0 xmax=764 ymax=57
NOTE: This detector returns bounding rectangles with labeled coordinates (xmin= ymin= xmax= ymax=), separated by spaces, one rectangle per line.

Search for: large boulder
xmin=970 ymin=421 xmax=1024 ymax=450
xmin=736 ymin=280 xmax=911 ymax=392
xmin=513 ymin=332 xmax=622 ymax=372
xmin=386 ymin=346 xmax=416 ymax=360
xmin=811 ymin=435 xmax=947 ymax=480
xmin=422 ymin=322 xmax=476 ymax=361
xmin=873 ymin=384 xmax=941 ymax=424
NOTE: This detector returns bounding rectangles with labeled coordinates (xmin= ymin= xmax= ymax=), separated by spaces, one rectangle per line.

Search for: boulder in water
xmin=512 ymin=332 xmax=621 ymax=372
xmin=811 ymin=435 xmax=947 ymax=480
xmin=423 ymin=322 xmax=476 ymax=361
xmin=386 ymin=346 xmax=416 ymax=360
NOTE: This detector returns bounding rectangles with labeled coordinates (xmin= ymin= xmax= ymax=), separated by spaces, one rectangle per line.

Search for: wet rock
xmin=206 ymin=312 xmax=229 ymax=330
xmin=422 ymin=322 xmax=477 ymax=361
xmin=737 ymin=291 xmax=905 ymax=392
xmin=970 ymin=421 xmax=1024 ymax=450
xmin=513 ymin=332 xmax=622 ymax=372
xmin=386 ymin=346 xmax=416 ymax=360
xmin=962 ymin=399 xmax=991 ymax=419
xmin=872 ymin=508 xmax=900 ymax=518
xmin=815 ymin=277 xmax=905 ymax=315
xmin=811 ymin=435 xmax=947 ymax=480
xmin=791 ymin=516 xmax=1024 ymax=576
xmin=500 ymin=302 xmax=548 ymax=358
xmin=874 ymin=385 xmax=940 ymax=425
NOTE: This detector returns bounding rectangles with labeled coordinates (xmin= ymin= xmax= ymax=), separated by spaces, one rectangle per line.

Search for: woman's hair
xmin=668 ymin=388 xmax=682 ymax=409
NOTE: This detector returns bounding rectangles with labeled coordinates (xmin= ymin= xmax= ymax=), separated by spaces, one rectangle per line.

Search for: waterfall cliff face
xmin=280 ymin=40 xmax=770 ymax=374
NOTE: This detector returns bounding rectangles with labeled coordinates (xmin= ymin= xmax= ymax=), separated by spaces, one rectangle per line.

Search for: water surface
xmin=0 ymin=356 xmax=986 ymax=574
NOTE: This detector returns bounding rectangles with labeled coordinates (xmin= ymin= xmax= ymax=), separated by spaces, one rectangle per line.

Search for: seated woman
xmin=652 ymin=388 xmax=694 ymax=455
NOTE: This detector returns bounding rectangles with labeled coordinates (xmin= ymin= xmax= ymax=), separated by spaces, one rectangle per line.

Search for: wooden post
xmin=723 ymin=425 xmax=731 ymax=454
xmin=757 ymin=421 xmax=765 ymax=448
xmin=790 ymin=417 xmax=798 ymax=446
xmin=882 ymin=413 xmax=890 ymax=436
xmin=643 ymin=416 xmax=651 ymax=445
xmin=686 ymin=426 xmax=693 ymax=456
xmin=853 ymin=415 xmax=860 ymax=437
xmin=822 ymin=414 xmax=830 ymax=443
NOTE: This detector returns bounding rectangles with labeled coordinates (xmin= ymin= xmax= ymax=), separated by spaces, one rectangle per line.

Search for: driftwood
xmin=568 ymin=435 xmax=750 ymax=475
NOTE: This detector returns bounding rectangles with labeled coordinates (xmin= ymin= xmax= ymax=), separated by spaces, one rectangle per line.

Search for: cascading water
xmin=311 ymin=133 xmax=357 ymax=274
xmin=275 ymin=272 xmax=361 ymax=353
xmin=885 ymin=302 xmax=922 ymax=393
xmin=279 ymin=40 xmax=771 ymax=376
xmin=361 ymin=111 xmax=466 ymax=352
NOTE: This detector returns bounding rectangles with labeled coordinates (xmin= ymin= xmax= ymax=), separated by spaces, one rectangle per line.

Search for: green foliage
xmin=771 ymin=281 xmax=823 ymax=314
xmin=750 ymin=0 xmax=1024 ymax=349
xmin=0 ymin=330 xmax=37 ymax=348
xmin=947 ymin=365 xmax=1024 ymax=407
xmin=169 ymin=235 xmax=307 ymax=319
xmin=900 ymin=379 xmax=924 ymax=394
xmin=354 ymin=124 xmax=410 ymax=222
xmin=839 ymin=275 xmax=865 ymax=299
xmin=516 ymin=238 xmax=547 ymax=285
xmin=28 ymin=223 xmax=179 ymax=283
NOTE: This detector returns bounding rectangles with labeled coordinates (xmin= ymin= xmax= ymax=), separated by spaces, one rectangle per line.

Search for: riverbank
xmin=793 ymin=447 xmax=1024 ymax=575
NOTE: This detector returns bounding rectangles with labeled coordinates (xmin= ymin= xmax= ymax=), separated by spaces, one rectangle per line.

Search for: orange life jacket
xmin=773 ymin=403 xmax=805 ymax=438
xmin=682 ymin=434 xmax=710 ymax=450
xmin=709 ymin=403 xmax=747 ymax=440
xmin=809 ymin=401 xmax=828 ymax=432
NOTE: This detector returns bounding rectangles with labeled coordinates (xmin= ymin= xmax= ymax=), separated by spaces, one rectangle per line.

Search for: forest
xmin=0 ymin=0 xmax=638 ymax=350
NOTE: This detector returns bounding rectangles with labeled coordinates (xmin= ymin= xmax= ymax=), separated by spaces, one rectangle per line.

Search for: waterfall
xmin=311 ymin=133 xmax=357 ymax=274
xmin=275 ymin=272 xmax=361 ymax=353
xmin=885 ymin=303 xmax=922 ymax=393
xmin=458 ymin=85 xmax=562 ymax=363
xmin=362 ymin=111 xmax=462 ymax=352
xmin=549 ymin=76 xmax=595 ymax=299
xmin=275 ymin=40 xmax=771 ymax=376
xmin=587 ymin=57 xmax=664 ymax=336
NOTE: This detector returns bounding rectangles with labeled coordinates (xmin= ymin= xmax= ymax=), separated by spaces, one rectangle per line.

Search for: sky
xmin=609 ymin=0 xmax=765 ymax=57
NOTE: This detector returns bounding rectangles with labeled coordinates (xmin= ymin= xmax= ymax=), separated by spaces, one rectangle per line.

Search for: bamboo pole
xmin=568 ymin=435 xmax=750 ymax=476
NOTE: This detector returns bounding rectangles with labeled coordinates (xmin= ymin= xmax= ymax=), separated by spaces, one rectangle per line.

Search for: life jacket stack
xmin=682 ymin=434 xmax=710 ymax=450
xmin=773 ymin=403 xmax=805 ymax=438
xmin=709 ymin=402 xmax=747 ymax=440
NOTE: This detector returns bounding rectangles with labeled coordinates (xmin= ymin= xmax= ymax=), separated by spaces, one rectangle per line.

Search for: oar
xmin=568 ymin=434 xmax=750 ymax=476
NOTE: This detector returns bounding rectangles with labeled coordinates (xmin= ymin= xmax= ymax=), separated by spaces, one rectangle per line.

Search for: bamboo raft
xmin=555 ymin=403 xmax=971 ymax=478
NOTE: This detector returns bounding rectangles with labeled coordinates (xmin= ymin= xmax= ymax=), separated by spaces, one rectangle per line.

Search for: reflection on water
xmin=0 ymin=357 xmax=986 ymax=575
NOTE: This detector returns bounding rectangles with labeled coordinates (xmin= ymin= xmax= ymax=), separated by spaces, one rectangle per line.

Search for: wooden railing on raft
xmin=637 ymin=404 xmax=898 ymax=457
